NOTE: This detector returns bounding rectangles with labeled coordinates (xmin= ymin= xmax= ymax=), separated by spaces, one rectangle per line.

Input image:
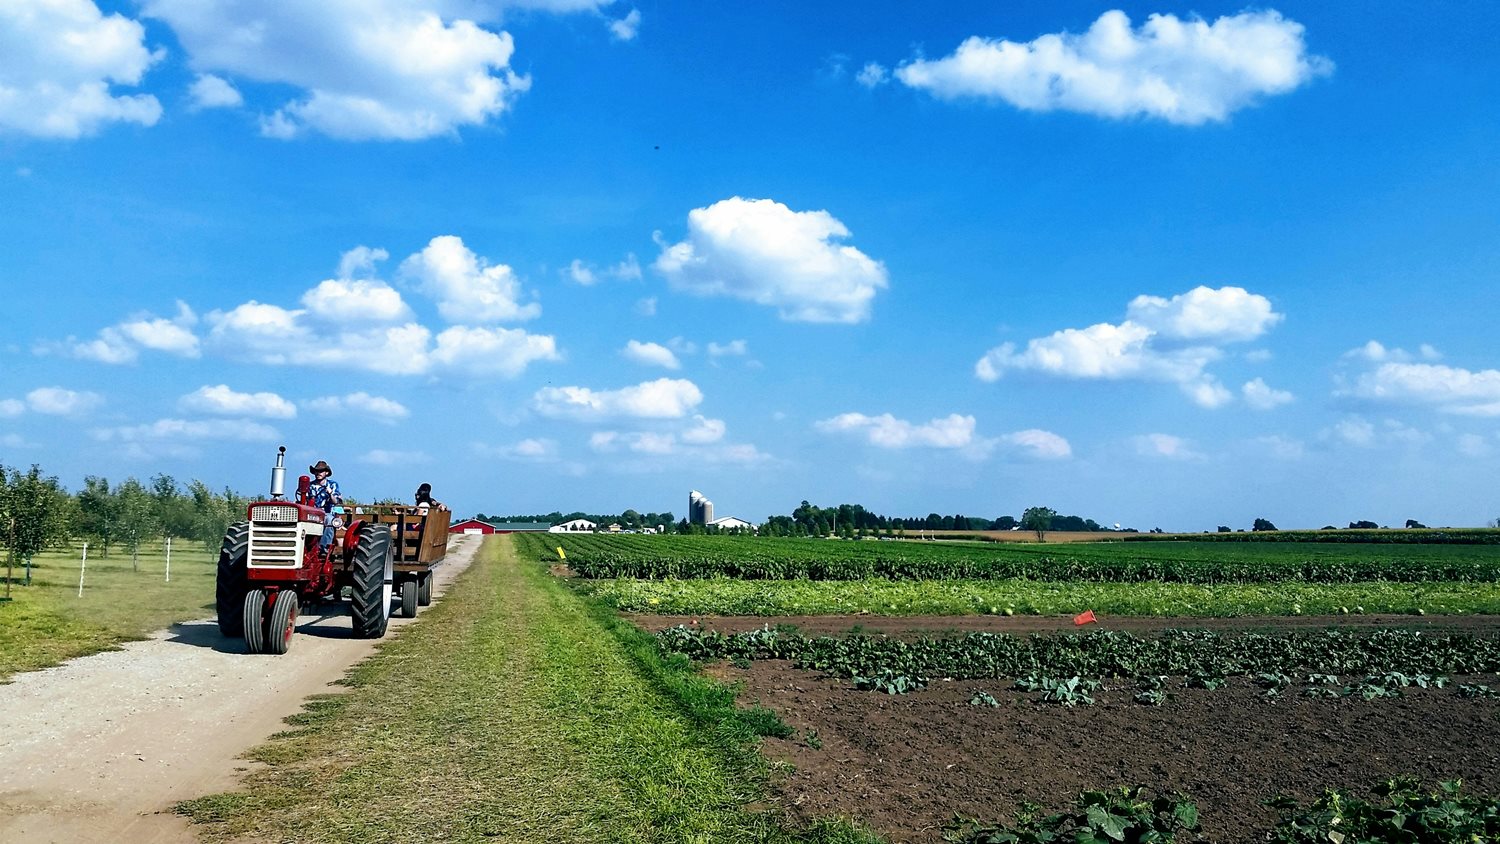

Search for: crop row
xmin=1127 ymin=528 xmax=1500 ymax=545
xmin=520 ymin=533 xmax=1500 ymax=583
xmin=657 ymin=625 xmax=1500 ymax=684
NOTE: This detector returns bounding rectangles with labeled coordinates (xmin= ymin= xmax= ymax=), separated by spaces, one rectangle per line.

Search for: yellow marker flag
xmin=556 ymin=547 xmax=566 ymax=560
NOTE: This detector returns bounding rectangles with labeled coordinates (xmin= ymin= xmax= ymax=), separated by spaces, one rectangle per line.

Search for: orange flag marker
xmin=1073 ymin=609 xmax=1097 ymax=626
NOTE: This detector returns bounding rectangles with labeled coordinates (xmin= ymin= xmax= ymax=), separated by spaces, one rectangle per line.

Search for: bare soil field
xmin=723 ymin=659 xmax=1500 ymax=843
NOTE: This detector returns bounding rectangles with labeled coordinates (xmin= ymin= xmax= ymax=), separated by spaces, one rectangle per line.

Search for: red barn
xmin=449 ymin=518 xmax=497 ymax=535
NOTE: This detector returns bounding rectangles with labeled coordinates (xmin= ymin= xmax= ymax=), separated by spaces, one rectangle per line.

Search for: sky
xmin=1 ymin=1 xmax=1497 ymax=531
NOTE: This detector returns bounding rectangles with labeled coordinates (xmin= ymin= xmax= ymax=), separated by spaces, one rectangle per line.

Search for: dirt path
xmin=0 ymin=534 xmax=483 ymax=844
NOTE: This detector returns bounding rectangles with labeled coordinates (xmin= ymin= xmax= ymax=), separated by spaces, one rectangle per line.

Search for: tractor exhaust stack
xmin=269 ymin=446 xmax=287 ymax=500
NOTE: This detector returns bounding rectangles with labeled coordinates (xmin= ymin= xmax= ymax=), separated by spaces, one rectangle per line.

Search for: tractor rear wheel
xmin=417 ymin=572 xmax=432 ymax=606
xmin=349 ymin=525 xmax=393 ymax=639
xmin=399 ymin=579 xmax=418 ymax=618
xmin=266 ymin=591 xmax=299 ymax=655
xmin=242 ymin=589 xmax=268 ymax=653
xmin=216 ymin=523 xmax=249 ymax=637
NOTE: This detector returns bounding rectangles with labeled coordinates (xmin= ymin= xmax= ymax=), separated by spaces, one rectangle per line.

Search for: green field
xmin=521 ymin=533 xmax=1500 ymax=583
xmin=0 ymin=539 xmax=217 ymax=680
xmin=179 ymin=535 xmax=874 ymax=844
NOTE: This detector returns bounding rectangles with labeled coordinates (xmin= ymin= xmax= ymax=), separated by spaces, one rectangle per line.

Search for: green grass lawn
xmin=0 ymin=539 xmax=217 ymax=681
xmin=574 ymin=577 xmax=1500 ymax=618
xmin=178 ymin=535 xmax=875 ymax=844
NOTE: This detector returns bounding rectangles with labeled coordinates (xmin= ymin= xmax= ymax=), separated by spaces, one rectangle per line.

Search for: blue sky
xmin=2 ymin=1 xmax=1497 ymax=530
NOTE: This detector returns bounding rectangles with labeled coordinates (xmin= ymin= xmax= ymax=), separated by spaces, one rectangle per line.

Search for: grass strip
xmin=0 ymin=542 xmax=217 ymax=681
xmin=179 ymin=535 xmax=878 ymax=843
xmin=573 ymin=577 xmax=1500 ymax=618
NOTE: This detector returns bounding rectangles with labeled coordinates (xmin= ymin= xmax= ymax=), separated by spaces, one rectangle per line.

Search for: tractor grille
xmin=250 ymin=504 xmax=298 ymax=523
xmin=249 ymin=524 xmax=301 ymax=567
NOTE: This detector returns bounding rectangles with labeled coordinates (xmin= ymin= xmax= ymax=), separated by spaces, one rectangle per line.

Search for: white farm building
xmin=709 ymin=516 xmax=756 ymax=531
xmin=549 ymin=518 xmax=598 ymax=533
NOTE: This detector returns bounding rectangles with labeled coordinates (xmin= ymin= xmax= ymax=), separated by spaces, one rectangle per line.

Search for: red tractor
xmin=215 ymin=447 xmax=393 ymax=653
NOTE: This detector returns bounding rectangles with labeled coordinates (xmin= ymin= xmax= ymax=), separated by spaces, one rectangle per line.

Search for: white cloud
xmin=608 ymin=8 xmax=640 ymax=41
xmin=93 ymin=418 xmax=278 ymax=443
xmin=337 ymin=245 xmax=389 ymax=278
xmin=533 ymin=378 xmax=702 ymax=420
xmin=654 ymin=197 xmax=889 ymax=324
xmin=976 ymin=285 xmax=1279 ymax=408
xmin=179 ymin=384 xmax=297 ymax=419
xmin=206 ymin=302 xmax=433 ymax=375
xmin=1126 ymin=286 xmax=1282 ymax=343
xmin=189 ymin=73 xmax=243 ymax=109
xmin=430 ymin=325 xmax=559 ymax=376
xmin=1133 ymin=433 xmax=1203 ymax=461
xmin=566 ymin=259 xmax=597 ymax=285
xmin=1330 ymin=416 xmax=1376 ymax=448
xmin=680 ymin=415 xmax=726 ymax=445
xmin=1000 ymin=429 xmax=1072 ymax=460
xmin=707 ymin=340 xmax=748 ymax=357
xmin=1 ymin=399 xmax=27 ymax=417
xmin=588 ymin=429 xmax=769 ymax=465
xmin=1340 ymin=361 xmax=1500 ymax=417
xmin=142 ymin=1 xmax=531 ymax=140
xmin=856 ymin=62 xmax=889 ymax=88
xmin=1242 ymin=378 xmax=1294 ymax=410
xmin=67 ymin=301 xmax=200 ymax=363
xmin=1343 ymin=340 xmax=1443 ymax=363
xmin=301 ymin=278 xmax=412 ymax=322
xmin=26 ymin=387 xmax=103 ymax=416
xmin=623 ymin=340 xmax=681 ymax=370
xmin=0 ymin=0 xmax=163 ymax=138
xmin=306 ymin=392 xmax=409 ymax=423
xmin=477 ymin=437 xmax=558 ymax=461
xmin=611 ymin=253 xmax=643 ymax=281
xmin=816 ymin=412 xmax=976 ymax=449
xmin=566 ymin=253 xmax=641 ymax=285
xmin=399 ymin=235 xmax=540 ymax=323
xmin=360 ymin=448 xmax=428 ymax=466
xmin=895 ymin=9 xmax=1330 ymax=125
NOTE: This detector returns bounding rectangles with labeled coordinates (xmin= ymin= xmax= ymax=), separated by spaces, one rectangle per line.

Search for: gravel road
xmin=0 ymin=534 xmax=483 ymax=844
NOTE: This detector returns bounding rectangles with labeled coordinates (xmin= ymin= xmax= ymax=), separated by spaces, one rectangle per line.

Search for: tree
xmin=2 ymin=464 xmax=71 ymax=594
xmin=993 ymin=515 xmax=1017 ymax=531
xmin=150 ymin=474 xmax=195 ymax=539
xmin=76 ymin=476 xmax=119 ymax=557
xmin=1217 ymin=525 xmax=1232 ymax=533
xmin=1022 ymin=506 xmax=1057 ymax=542
xmin=1348 ymin=520 xmax=1378 ymax=530
xmin=116 ymin=477 xmax=157 ymax=572
xmin=1405 ymin=519 xmax=1427 ymax=529
xmin=1252 ymin=518 xmax=1278 ymax=532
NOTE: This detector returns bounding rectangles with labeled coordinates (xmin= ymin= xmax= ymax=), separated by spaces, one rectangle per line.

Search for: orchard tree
xmin=1022 ymin=506 xmax=1058 ymax=542
xmin=2 ymin=464 xmax=72 ymax=594
xmin=76 ymin=475 xmax=119 ymax=557
xmin=116 ymin=477 xmax=157 ymax=572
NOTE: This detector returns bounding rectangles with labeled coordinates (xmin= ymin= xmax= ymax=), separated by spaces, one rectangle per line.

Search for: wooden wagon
xmin=336 ymin=505 xmax=451 ymax=617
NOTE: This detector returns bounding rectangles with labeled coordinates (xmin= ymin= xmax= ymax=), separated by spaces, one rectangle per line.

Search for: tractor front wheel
xmin=216 ymin=523 xmax=249 ymax=637
xmin=266 ymin=591 xmax=299 ymax=655
xmin=349 ymin=525 xmax=393 ymax=639
xmin=417 ymin=572 xmax=432 ymax=606
xmin=242 ymin=589 xmax=268 ymax=653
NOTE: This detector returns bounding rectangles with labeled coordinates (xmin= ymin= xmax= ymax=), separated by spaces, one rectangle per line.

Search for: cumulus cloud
xmin=856 ymin=62 xmax=889 ymax=88
xmin=533 ymin=378 xmax=702 ymax=420
xmin=65 ymin=301 xmax=199 ymax=364
xmin=680 ymin=415 xmax=726 ymax=445
xmin=400 ymin=235 xmax=540 ymax=323
xmin=1133 ymin=433 xmax=1203 ymax=460
xmin=975 ymin=285 xmax=1280 ymax=408
xmin=1000 ymin=429 xmax=1073 ymax=460
xmin=206 ymin=302 xmax=435 ymax=375
xmin=93 ymin=418 xmax=279 ymax=443
xmin=608 ymin=8 xmax=640 ymax=41
xmin=622 ymin=340 xmax=681 ymax=370
xmin=477 ymin=437 xmax=558 ymax=461
xmin=0 ymin=0 xmax=163 ymax=138
xmin=179 ymin=384 xmax=297 ymax=419
xmin=430 ymin=325 xmax=560 ymax=376
xmin=707 ymin=340 xmax=747 ymax=357
xmin=189 ymin=73 xmax=243 ymax=109
xmin=895 ymin=9 xmax=1331 ymax=125
xmin=1343 ymin=340 xmax=1442 ymax=363
xmin=305 ymin=392 xmax=409 ymax=422
xmin=588 ymin=429 xmax=769 ymax=465
xmin=816 ymin=412 xmax=977 ymax=449
xmin=569 ymin=253 xmax=643 ymax=285
xmin=654 ymin=197 xmax=889 ymax=324
xmin=301 ymin=278 xmax=412 ymax=322
xmin=1338 ymin=360 xmax=1500 ymax=417
xmin=26 ymin=387 xmax=103 ymax=416
xmin=0 ymin=399 xmax=24 ymax=418
xmin=1242 ymin=378 xmax=1293 ymax=410
xmin=142 ymin=0 xmax=532 ymax=140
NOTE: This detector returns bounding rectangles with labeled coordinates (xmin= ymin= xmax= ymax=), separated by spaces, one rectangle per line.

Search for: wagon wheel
xmin=399 ymin=579 xmax=418 ymax=618
xmin=417 ymin=572 xmax=432 ymax=606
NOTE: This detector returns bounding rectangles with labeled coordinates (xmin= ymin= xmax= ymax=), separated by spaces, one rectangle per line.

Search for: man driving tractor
xmin=308 ymin=459 xmax=343 ymax=554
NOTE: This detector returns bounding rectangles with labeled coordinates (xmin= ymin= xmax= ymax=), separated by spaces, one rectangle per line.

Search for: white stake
xmin=77 ymin=542 xmax=89 ymax=598
xmin=165 ymin=537 xmax=171 ymax=583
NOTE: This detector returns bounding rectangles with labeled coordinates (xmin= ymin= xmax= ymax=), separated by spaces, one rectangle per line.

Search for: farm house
xmin=549 ymin=518 xmax=597 ymax=532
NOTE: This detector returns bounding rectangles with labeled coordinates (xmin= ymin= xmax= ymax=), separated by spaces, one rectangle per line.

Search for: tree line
xmin=480 ymin=510 xmax=681 ymax=532
xmin=755 ymin=501 xmax=1114 ymax=538
xmin=0 ymin=460 xmax=249 ymax=570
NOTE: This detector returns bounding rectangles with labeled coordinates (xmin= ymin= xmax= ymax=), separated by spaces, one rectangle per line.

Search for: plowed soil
xmin=631 ymin=613 xmax=1500 ymax=842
